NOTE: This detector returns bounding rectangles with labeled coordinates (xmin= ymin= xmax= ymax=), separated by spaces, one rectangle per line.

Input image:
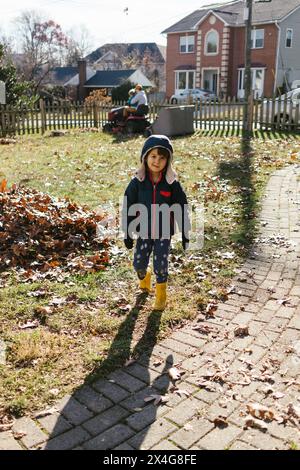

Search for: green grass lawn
xmin=0 ymin=129 xmax=300 ymax=417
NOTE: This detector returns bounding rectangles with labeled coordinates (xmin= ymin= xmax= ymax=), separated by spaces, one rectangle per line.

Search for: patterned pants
xmin=133 ymin=238 xmax=171 ymax=283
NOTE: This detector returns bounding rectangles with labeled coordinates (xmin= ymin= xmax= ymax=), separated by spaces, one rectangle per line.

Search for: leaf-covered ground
xmin=0 ymin=129 xmax=300 ymax=418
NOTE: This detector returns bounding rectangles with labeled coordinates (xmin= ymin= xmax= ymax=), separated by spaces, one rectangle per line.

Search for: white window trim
xmin=251 ymin=29 xmax=264 ymax=49
xmin=204 ymin=29 xmax=219 ymax=56
xmin=174 ymin=70 xmax=196 ymax=90
xmin=285 ymin=28 xmax=293 ymax=48
xmin=179 ymin=35 xmax=195 ymax=54
xmin=237 ymin=67 xmax=266 ymax=96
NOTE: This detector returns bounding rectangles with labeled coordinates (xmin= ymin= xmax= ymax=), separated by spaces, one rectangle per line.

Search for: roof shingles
xmin=84 ymin=70 xmax=136 ymax=87
xmin=162 ymin=0 xmax=300 ymax=34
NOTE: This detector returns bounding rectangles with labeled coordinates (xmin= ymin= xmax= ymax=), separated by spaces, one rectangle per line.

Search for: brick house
xmin=162 ymin=0 xmax=300 ymax=99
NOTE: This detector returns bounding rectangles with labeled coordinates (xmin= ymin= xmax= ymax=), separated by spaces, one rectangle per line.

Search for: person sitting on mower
xmin=123 ymin=84 xmax=148 ymax=118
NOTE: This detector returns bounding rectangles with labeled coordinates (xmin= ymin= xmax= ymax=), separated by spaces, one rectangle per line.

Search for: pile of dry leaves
xmin=0 ymin=180 xmax=110 ymax=279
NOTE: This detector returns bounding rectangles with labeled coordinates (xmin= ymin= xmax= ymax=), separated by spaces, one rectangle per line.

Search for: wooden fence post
xmin=39 ymin=98 xmax=46 ymax=134
xmin=93 ymin=102 xmax=99 ymax=128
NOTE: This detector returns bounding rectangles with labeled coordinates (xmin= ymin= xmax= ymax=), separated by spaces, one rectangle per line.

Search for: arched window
xmin=205 ymin=30 xmax=219 ymax=54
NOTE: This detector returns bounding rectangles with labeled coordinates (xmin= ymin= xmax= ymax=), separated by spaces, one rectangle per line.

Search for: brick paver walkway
xmin=1 ymin=165 xmax=300 ymax=450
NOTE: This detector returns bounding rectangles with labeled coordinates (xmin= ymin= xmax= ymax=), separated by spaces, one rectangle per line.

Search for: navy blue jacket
xmin=122 ymin=171 xmax=190 ymax=241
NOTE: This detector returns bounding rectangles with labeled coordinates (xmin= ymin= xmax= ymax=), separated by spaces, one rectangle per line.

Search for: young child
xmin=127 ymin=88 xmax=136 ymax=106
xmin=122 ymin=135 xmax=190 ymax=311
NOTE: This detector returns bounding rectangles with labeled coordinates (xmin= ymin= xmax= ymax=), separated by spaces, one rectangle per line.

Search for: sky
xmin=0 ymin=0 xmax=232 ymax=52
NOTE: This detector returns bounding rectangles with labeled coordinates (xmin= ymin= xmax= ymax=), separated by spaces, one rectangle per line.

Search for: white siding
xmin=276 ymin=6 xmax=300 ymax=90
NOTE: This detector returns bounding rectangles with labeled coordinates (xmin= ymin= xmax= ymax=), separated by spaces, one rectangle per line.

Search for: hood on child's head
xmin=136 ymin=134 xmax=178 ymax=184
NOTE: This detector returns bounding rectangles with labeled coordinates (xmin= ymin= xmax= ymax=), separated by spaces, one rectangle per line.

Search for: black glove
xmin=124 ymin=237 xmax=134 ymax=249
xmin=182 ymin=236 xmax=189 ymax=251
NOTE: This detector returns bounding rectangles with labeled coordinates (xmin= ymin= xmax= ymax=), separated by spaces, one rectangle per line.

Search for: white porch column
xmin=196 ymin=31 xmax=202 ymax=88
xmin=220 ymin=26 xmax=230 ymax=96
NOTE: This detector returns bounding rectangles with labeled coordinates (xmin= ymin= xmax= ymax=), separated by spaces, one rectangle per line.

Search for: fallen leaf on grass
xmin=144 ymin=395 xmax=169 ymax=406
xmin=118 ymin=304 xmax=132 ymax=313
xmin=0 ymin=138 xmax=16 ymax=145
xmin=0 ymin=185 xmax=110 ymax=277
xmin=27 ymin=289 xmax=48 ymax=298
xmin=216 ymin=251 xmax=235 ymax=260
xmin=18 ymin=319 xmax=39 ymax=329
xmin=0 ymin=410 xmax=14 ymax=432
xmin=34 ymin=306 xmax=53 ymax=316
xmin=49 ymin=297 xmax=66 ymax=306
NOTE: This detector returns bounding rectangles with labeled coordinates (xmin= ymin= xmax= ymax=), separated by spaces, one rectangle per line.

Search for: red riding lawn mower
xmin=102 ymin=104 xmax=151 ymax=135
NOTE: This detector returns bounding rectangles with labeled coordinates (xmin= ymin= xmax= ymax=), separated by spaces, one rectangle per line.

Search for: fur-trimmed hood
xmin=135 ymin=135 xmax=178 ymax=184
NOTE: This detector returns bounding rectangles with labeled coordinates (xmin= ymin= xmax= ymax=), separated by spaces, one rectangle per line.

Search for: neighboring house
xmin=63 ymin=60 xmax=153 ymax=100
xmin=43 ymin=66 xmax=95 ymax=87
xmin=162 ymin=0 xmax=300 ymax=99
xmin=93 ymin=51 xmax=122 ymax=71
xmin=85 ymin=43 xmax=166 ymax=91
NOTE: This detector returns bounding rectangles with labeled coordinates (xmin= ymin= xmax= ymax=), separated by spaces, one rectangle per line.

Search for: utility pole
xmin=242 ymin=0 xmax=272 ymax=135
xmin=243 ymin=0 xmax=253 ymax=135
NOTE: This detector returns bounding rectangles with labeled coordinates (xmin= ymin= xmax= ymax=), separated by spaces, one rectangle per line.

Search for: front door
xmin=203 ymin=69 xmax=218 ymax=93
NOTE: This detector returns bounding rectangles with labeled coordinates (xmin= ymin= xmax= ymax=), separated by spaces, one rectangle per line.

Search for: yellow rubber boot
xmin=139 ymin=268 xmax=151 ymax=293
xmin=153 ymin=282 xmax=167 ymax=311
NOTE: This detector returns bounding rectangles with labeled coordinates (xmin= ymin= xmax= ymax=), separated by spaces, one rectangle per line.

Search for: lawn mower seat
xmin=134 ymin=104 xmax=149 ymax=116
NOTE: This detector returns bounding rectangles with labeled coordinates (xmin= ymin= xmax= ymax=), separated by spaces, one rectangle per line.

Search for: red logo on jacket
xmin=160 ymin=191 xmax=171 ymax=197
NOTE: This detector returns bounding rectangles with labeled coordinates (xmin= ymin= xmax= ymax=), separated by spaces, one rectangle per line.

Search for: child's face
xmin=146 ymin=149 xmax=168 ymax=174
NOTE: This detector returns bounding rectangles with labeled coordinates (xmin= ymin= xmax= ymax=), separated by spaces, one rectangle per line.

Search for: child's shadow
xmin=44 ymin=291 xmax=172 ymax=450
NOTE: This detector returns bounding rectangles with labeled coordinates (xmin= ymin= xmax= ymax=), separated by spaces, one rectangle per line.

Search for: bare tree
xmin=0 ymin=29 xmax=16 ymax=64
xmin=121 ymin=46 xmax=164 ymax=90
xmin=15 ymin=10 xmax=69 ymax=91
xmin=64 ymin=25 xmax=93 ymax=65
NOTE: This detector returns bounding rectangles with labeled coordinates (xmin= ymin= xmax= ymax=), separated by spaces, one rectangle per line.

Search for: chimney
xmin=78 ymin=59 xmax=87 ymax=101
